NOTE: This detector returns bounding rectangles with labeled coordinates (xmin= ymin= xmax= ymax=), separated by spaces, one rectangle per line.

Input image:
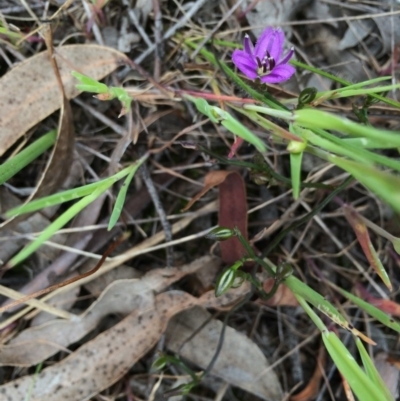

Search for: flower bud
xmin=298 ymin=87 xmax=317 ymax=106
xmin=215 ymin=261 xmax=243 ymax=297
xmin=215 ymin=268 xmax=235 ymax=297
xmin=287 ymin=140 xmax=307 ymax=154
xmin=231 ymin=271 xmax=246 ymax=288
xmin=152 ymin=356 xmax=168 ymax=371
xmin=205 ymin=226 xmax=235 ymax=241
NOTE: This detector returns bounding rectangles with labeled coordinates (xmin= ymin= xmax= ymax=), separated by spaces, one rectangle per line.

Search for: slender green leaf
xmin=186 ymin=96 xmax=267 ymax=152
xmin=71 ymin=71 xmax=108 ymax=94
xmin=0 ymin=130 xmax=57 ymax=185
xmin=328 ymin=155 xmax=400 ymax=214
xmin=295 ymin=109 xmax=400 ymax=146
xmin=341 ymin=137 xmax=396 ymax=149
xmin=5 ymin=165 xmax=136 ymax=217
xmin=9 ymin=181 xmax=113 ymax=267
xmin=289 ymin=151 xmax=303 ymax=199
xmin=356 ymin=338 xmax=394 ymax=401
xmin=108 ymin=157 xmax=146 ymax=230
xmin=322 ymin=331 xmax=392 ymax=401
xmin=333 ymin=286 xmax=400 ymax=333
xmin=298 ymin=296 xmax=392 ymax=401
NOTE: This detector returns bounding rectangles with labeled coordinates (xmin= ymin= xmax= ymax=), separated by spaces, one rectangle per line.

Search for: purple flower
xmin=232 ymin=27 xmax=295 ymax=84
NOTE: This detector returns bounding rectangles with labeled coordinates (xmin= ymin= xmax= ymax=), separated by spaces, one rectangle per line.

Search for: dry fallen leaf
xmin=31 ymin=26 xmax=75 ymax=200
xmin=0 ymin=36 xmax=77 ymax=231
xmin=0 ymin=277 xmax=250 ymax=400
xmin=165 ymin=306 xmax=284 ymax=401
xmin=0 ymin=44 xmax=128 ymax=156
xmin=0 ymin=255 xmax=219 ymax=367
xmin=182 ymin=170 xmax=233 ymax=212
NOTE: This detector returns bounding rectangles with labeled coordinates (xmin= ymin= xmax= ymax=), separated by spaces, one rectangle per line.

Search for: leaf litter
xmin=165 ymin=307 xmax=283 ymax=400
xmin=1 ymin=0 xmax=400 ymax=399
xmin=0 ymin=44 xmax=127 ymax=156
xmin=0 ymin=256 xmax=218 ymax=366
xmin=0 ymin=257 xmax=259 ymax=400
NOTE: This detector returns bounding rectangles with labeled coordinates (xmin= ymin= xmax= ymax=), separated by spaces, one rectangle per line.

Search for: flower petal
xmin=268 ymin=29 xmax=285 ymax=61
xmin=255 ymin=28 xmax=284 ymax=62
xmin=232 ymin=50 xmax=258 ymax=79
xmin=254 ymin=27 xmax=274 ymax=59
xmin=243 ymin=34 xmax=254 ymax=55
xmin=277 ymin=47 xmax=294 ymax=66
xmin=260 ymin=64 xmax=296 ymax=84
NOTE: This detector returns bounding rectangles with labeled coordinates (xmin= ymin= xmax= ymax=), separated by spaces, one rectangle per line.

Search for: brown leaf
xmin=165 ymin=306 xmax=283 ymax=400
xmin=0 ymin=256 xmax=217 ymax=367
xmin=183 ymin=170 xmax=248 ymax=265
xmin=218 ymin=171 xmax=248 ymax=265
xmin=34 ymin=97 xmax=74 ymax=198
xmin=0 ymin=44 xmax=128 ymax=156
xmin=0 ymin=274 xmax=251 ymax=400
xmin=182 ymin=170 xmax=233 ymax=212
xmin=32 ymin=26 xmax=74 ymax=200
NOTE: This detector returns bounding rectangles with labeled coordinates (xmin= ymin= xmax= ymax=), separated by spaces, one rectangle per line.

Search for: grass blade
xmin=9 ymin=181 xmax=113 ymax=267
xmin=108 ymin=156 xmax=147 ymax=230
xmin=0 ymin=130 xmax=57 ymax=185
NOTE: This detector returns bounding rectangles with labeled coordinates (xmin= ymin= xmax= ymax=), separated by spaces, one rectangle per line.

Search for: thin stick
xmin=133 ymin=0 xmax=209 ymax=64
xmin=140 ymin=162 xmax=174 ymax=267
xmin=152 ymin=0 xmax=164 ymax=79
xmin=0 ymin=232 xmax=129 ymax=315
xmin=190 ymin=0 xmax=246 ymax=59
xmin=122 ymin=0 xmax=153 ymax=48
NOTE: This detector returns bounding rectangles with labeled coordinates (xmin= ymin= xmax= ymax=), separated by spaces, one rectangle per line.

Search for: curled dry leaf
xmin=0 ymin=44 xmax=128 ymax=156
xmin=218 ymin=171 xmax=248 ymax=265
xmin=30 ymin=28 xmax=75 ymax=201
xmin=0 ymin=50 xmax=76 ymax=230
xmin=0 ymin=256 xmax=220 ymax=367
xmin=165 ymin=306 xmax=283 ymax=401
xmin=0 ymin=94 xmax=77 ymax=231
xmin=183 ymin=170 xmax=248 ymax=265
xmin=182 ymin=170 xmax=234 ymax=212
xmin=0 ymin=274 xmax=251 ymax=400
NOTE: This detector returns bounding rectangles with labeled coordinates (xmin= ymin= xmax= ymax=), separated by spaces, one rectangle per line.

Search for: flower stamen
xmin=257 ymin=51 xmax=276 ymax=77
xmin=256 ymin=56 xmax=263 ymax=69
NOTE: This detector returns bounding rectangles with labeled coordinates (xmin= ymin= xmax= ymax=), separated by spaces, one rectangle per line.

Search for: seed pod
xmin=205 ymin=226 xmax=235 ymax=241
